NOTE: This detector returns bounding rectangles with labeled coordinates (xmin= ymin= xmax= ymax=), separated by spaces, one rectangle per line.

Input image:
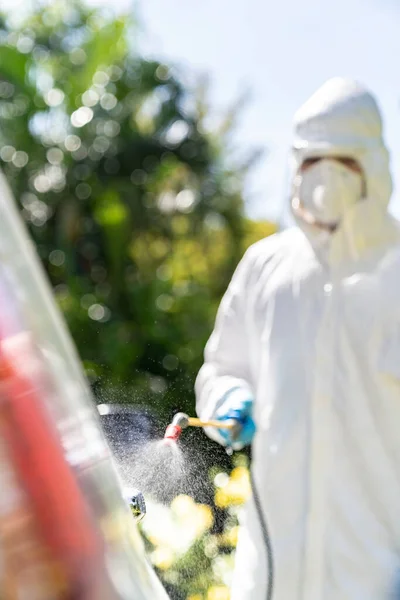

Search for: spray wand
xmin=163 ymin=412 xmax=241 ymax=450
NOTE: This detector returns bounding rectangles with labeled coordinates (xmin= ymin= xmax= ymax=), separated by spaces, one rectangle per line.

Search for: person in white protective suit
xmin=195 ymin=77 xmax=400 ymax=600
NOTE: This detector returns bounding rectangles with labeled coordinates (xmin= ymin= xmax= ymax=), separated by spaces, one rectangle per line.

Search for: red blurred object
xmin=0 ymin=331 xmax=102 ymax=598
xmin=163 ymin=424 xmax=182 ymax=442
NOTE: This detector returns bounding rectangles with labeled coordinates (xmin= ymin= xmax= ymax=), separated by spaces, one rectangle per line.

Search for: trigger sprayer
xmin=164 ymin=412 xmax=274 ymax=600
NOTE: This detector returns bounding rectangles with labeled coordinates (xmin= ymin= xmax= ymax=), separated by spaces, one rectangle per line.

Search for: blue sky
xmin=134 ymin=0 xmax=400 ymax=224
xmin=6 ymin=0 xmax=400 ymax=223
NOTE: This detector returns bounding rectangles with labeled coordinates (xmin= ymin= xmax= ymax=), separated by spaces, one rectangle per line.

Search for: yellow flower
xmin=194 ymin=504 xmax=214 ymax=534
xmin=223 ymin=525 xmax=239 ymax=547
xmin=214 ymin=467 xmax=251 ymax=508
xmin=187 ymin=595 xmax=203 ymax=600
xmin=207 ymin=585 xmax=230 ymax=600
xmin=230 ymin=467 xmax=249 ymax=484
xmin=150 ymin=546 xmax=175 ymax=570
xmin=214 ymin=489 xmax=229 ymax=508
xmin=215 ymin=486 xmax=247 ymax=508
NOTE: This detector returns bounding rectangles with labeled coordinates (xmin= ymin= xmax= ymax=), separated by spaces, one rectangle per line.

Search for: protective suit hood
xmin=290 ymin=78 xmax=399 ymax=261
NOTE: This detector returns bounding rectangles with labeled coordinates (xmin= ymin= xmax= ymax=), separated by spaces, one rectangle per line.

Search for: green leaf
xmin=94 ymin=190 xmax=130 ymax=293
xmin=66 ymin=18 xmax=128 ymax=107
xmin=0 ymin=46 xmax=31 ymax=92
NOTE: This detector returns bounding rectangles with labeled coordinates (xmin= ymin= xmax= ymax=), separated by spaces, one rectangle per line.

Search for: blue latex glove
xmin=215 ymin=394 xmax=255 ymax=448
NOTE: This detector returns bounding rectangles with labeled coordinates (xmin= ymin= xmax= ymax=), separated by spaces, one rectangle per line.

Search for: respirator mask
xmin=292 ymin=158 xmax=364 ymax=231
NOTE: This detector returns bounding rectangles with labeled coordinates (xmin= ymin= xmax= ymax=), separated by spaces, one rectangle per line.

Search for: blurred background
xmin=0 ymin=1 xmax=398 ymax=598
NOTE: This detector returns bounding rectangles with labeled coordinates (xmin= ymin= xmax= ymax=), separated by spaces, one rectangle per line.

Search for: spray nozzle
xmin=162 ymin=412 xmax=190 ymax=443
xmin=163 ymin=424 xmax=182 ymax=442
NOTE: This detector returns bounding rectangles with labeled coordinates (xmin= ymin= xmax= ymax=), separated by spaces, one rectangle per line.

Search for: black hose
xmin=249 ymin=469 xmax=274 ymax=600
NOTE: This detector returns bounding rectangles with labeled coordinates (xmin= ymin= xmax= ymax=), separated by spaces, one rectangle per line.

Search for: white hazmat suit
xmin=195 ymin=78 xmax=400 ymax=600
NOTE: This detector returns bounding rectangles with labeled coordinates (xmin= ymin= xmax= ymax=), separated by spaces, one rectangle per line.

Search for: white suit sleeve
xmin=195 ymin=249 xmax=254 ymax=444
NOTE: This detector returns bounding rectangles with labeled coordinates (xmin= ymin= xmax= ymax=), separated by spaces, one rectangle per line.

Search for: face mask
xmin=293 ymin=159 xmax=363 ymax=228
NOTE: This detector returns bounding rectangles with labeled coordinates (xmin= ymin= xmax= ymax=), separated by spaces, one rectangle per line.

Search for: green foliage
xmin=0 ymin=1 xmax=276 ymax=419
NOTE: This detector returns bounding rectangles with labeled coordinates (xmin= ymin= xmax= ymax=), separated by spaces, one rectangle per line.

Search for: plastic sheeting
xmin=0 ymin=170 xmax=169 ymax=600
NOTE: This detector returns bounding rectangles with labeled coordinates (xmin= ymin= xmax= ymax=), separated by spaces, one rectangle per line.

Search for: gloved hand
xmin=214 ymin=394 xmax=256 ymax=449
